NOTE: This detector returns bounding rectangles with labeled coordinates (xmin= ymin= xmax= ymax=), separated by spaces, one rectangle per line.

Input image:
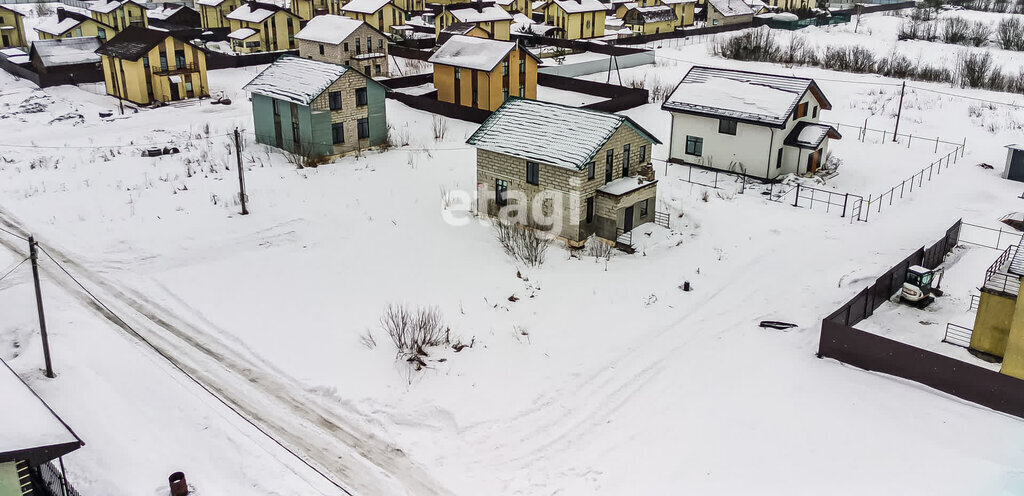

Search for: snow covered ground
xmin=4 ymin=18 xmax=1024 ymax=496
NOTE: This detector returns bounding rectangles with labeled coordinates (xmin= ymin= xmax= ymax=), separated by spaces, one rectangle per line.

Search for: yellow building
xmin=89 ymin=0 xmax=148 ymax=32
xmin=541 ymin=0 xmax=605 ymax=39
xmin=96 ymin=26 xmax=210 ymax=105
xmin=197 ymin=0 xmax=242 ymax=28
xmin=226 ymin=1 xmax=302 ymax=53
xmin=495 ymin=0 xmax=533 ymax=17
xmin=658 ymin=0 xmax=695 ymax=26
xmin=341 ymin=0 xmax=407 ymax=33
xmin=290 ymin=0 xmax=349 ymax=20
xmin=621 ymin=5 xmax=676 ymax=34
xmin=0 ymin=5 xmax=27 ymax=48
xmin=392 ymin=0 xmax=425 ymax=14
xmin=970 ymin=244 xmax=1024 ymax=380
xmin=428 ymin=35 xmax=539 ymax=111
xmin=35 ymin=8 xmax=115 ymax=41
xmin=435 ymin=5 xmax=513 ymax=40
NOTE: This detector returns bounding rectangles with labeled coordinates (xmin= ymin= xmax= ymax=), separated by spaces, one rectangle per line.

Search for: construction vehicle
xmin=900 ymin=265 xmax=944 ymax=308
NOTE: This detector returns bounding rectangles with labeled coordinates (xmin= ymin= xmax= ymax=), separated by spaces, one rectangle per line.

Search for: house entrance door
xmin=169 ymin=83 xmax=181 ymax=101
xmin=623 ymin=206 xmax=634 ymax=233
xmin=807 ymin=149 xmax=820 ymax=173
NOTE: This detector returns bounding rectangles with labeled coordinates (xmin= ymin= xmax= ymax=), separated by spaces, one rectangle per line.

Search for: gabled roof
xmin=448 ymin=5 xmax=513 ymax=22
xmin=662 ymin=66 xmax=831 ymax=129
xmin=295 ymin=14 xmax=368 ymax=44
xmin=30 ymin=37 xmax=102 ymax=67
xmin=442 ymin=22 xmax=481 ymax=35
xmin=227 ymin=1 xmax=292 ymax=23
xmin=466 ymin=98 xmax=661 ymax=171
xmin=784 ymin=122 xmax=841 ymax=149
xmin=428 ymin=34 xmax=539 ymax=71
xmin=36 ymin=9 xmax=112 ymax=36
xmin=548 ymin=0 xmax=606 ymax=13
xmin=627 ymin=5 xmax=676 ymax=22
xmin=243 ymin=55 xmax=381 ymax=105
xmin=706 ymin=0 xmax=753 ymax=16
xmin=0 ymin=4 xmax=26 ymax=16
xmin=88 ymin=0 xmax=144 ymax=14
xmin=94 ymin=26 xmax=194 ymax=61
xmin=341 ymin=0 xmax=398 ymax=14
xmin=228 ymin=26 xmax=259 ymax=39
xmin=0 ymin=358 xmax=83 ymax=466
xmin=147 ymin=3 xmax=196 ymax=20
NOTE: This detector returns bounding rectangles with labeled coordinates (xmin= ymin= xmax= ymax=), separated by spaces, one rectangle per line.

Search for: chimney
xmin=56 ymin=6 xmax=67 ymax=21
xmin=476 ymin=0 xmax=483 ymax=13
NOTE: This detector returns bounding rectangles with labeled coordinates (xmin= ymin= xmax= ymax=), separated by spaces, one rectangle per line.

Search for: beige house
xmin=435 ymin=5 xmax=513 ymax=40
xmin=705 ymin=0 xmax=754 ymax=26
xmin=296 ymin=15 xmax=389 ymax=77
xmin=467 ymin=98 xmax=662 ymax=247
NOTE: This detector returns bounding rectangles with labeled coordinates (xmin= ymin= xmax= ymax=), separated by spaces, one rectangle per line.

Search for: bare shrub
xmin=380 ymin=304 xmax=447 ymax=357
xmin=583 ymin=234 xmax=613 ymax=261
xmin=997 ymin=17 xmax=1024 ymax=50
xmin=942 ymin=17 xmax=972 ymax=44
xmin=712 ymin=28 xmax=780 ymax=62
xmin=431 ymin=116 xmax=448 ymax=141
xmin=494 ymin=220 xmax=552 ymax=267
xmin=282 ymin=143 xmax=329 ymax=169
xmin=958 ymin=51 xmax=995 ymax=88
xmin=968 ymin=20 xmax=993 ymax=46
xmin=359 ymin=329 xmax=377 ymax=349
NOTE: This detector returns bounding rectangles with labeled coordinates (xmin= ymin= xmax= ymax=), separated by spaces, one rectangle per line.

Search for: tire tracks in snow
xmin=0 ymin=208 xmax=453 ymax=496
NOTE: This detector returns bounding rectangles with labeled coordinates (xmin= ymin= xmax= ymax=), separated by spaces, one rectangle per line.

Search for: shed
xmin=1004 ymin=144 xmax=1024 ymax=183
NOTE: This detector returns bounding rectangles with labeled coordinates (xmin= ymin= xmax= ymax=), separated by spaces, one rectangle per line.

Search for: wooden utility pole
xmin=234 ymin=128 xmax=249 ymax=215
xmin=28 ymin=235 xmax=54 ymax=378
xmin=892 ymin=81 xmax=906 ymax=143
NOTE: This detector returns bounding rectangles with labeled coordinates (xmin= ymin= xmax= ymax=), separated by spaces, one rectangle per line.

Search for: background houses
xmin=0 ymin=5 xmax=26 ymax=48
xmin=36 ymin=8 xmax=113 ymax=41
xmin=705 ymin=0 xmax=754 ymax=26
xmin=244 ymin=56 xmax=388 ymax=157
xmin=540 ymin=0 xmax=606 ymax=39
xmin=434 ymin=4 xmax=514 ymax=40
xmin=296 ymin=15 xmax=389 ymax=77
xmin=226 ymin=1 xmax=302 ymax=53
xmin=341 ymin=0 xmax=407 ymax=34
xmin=29 ymin=37 xmax=103 ymax=83
xmin=197 ymin=0 xmax=242 ymax=29
xmin=96 ymin=26 xmax=209 ymax=105
xmin=88 ymin=0 xmax=149 ymax=32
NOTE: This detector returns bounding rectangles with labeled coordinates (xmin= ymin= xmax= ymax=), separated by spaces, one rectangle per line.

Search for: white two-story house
xmin=662 ymin=66 xmax=841 ymax=180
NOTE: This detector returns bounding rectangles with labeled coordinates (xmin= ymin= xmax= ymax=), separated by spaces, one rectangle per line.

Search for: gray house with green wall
xmin=243 ymin=55 xmax=387 ymax=158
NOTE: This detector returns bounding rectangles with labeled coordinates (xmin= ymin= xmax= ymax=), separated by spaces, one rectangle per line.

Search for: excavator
xmin=900 ymin=265 xmax=944 ymax=308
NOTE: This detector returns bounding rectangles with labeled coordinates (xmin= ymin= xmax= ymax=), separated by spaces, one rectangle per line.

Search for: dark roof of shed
xmin=94 ymin=26 xmax=194 ymax=61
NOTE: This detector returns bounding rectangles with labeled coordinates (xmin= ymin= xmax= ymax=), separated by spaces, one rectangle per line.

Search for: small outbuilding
xmin=1003 ymin=144 xmax=1024 ymax=183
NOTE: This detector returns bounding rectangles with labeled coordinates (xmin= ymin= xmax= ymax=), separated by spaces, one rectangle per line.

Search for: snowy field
xmin=4 ymin=20 xmax=1024 ymax=496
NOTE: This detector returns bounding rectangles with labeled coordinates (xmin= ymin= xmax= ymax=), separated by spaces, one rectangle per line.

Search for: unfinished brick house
xmin=467 ymin=98 xmax=662 ymax=247
xmin=295 ymin=14 xmax=389 ymax=77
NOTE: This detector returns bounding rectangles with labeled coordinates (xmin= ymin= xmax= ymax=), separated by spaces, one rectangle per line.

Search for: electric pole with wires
xmin=234 ymin=128 xmax=249 ymax=215
xmin=28 ymin=235 xmax=54 ymax=378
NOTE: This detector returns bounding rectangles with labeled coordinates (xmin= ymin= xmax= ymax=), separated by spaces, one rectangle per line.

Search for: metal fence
xmin=982 ymin=245 xmax=1019 ymax=296
xmin=960 ymin=221 xmax=1024 ymax=251
xmin=943 ymin=323 xmax=973 ymax=348
xmin=860 ymin=146 xmax=963 ymax=221
xmin=38 ymin=461 xmax=82 ymax=496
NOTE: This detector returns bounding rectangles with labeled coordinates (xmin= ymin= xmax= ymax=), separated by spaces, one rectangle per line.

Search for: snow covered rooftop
xmin=662 ymin=66 xmax=830 ymax=128
xmin=35 ymin=17 xmax=83 ymax=36
xmin=466 ymin=98 xmax=660 ymax=170
xmin=89 ymin=0 xmax=136 ymax=14
xmin=429 ymin=35 xmax=535 ymax=72
xmin=0 ymin=359 xmax=83 ymax=460
xmin=243 ymin=56 xmax=352 ymax=105
xmin=342 ymin=0 xmax=392 ymax=14
xmin=228 ymin=27 xmax=258 ymax=39
xmin=598 ymin=176 xmax=657 ymax=196
xmin=196 ymin=0 xmax=229 ymax=6
xmin=147 ymin=3 xmax=185 ymax=20
xmin=707 ymin=0 xmax=754 ymax=16
xmin=660 ymin=0 xmax=698 ymax=4
xmin=550 ymin=0 xmax=606 ymax=12
xmin=295 ymin=15 xmax=365 ymax=44
xmin=784 ymin=122 xmax=841 ymax=149
xmin=630 ymin=5 xmax=676 ymax=22
xmin=31 ymin=37 xmax=102 ymax=67
xmin=227 ymin=1 xmax=288 ymax=23
xmin=449 ymin=5 xmax=513 ymax=22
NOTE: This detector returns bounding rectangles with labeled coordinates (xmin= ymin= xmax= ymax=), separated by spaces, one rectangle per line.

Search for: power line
xmin=0 ymin=257 xmax=28 ymax=285
xmin=0 ymin=226 xmax=28 ymax=242
xmin=0 ymin=134 xmax=235 ymax=150
xmin=905 ymin=84 xmax=1024 ymax=109
xmin=35 ymin=245 xmax=355 ymax=496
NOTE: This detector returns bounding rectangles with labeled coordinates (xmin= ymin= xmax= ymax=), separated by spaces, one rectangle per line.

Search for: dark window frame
xmin=622 ymin=143 xmax=631 ymax=176
xmin=685 ymin=136 xmax=703 ymax=156
xmin=718 ymin=119 xmax=737 ymax=135
xmin=638 ymin=198 xmax=648 ymax=217
xmin=357 ymin=117 xmax=369 ymax=139
xmin=332 ymin=122 xmax=345 ymax=144
xmin=328 ymin=91 xmax=342 ymax=110
xmin=526 ymin=161 xmax=540 ymax=185
xmin=496 ymin=179 xmax=509 ymax=206
xmin=605 ymin=149 xmax=614 ymax=183
xmin=355 ymin=87 xmax=368 ymax=106
xmin=587 ymin=162 xmax=595 ymax=180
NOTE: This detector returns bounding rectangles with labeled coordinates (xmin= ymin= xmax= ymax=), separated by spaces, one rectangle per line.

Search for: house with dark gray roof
xmin=468 ymin=98 xmax=662 ymax=247
xmin=95 ymin=26 xmax=209 ymax=104
xmin=662 ymin=65 xmax=840 ymax=180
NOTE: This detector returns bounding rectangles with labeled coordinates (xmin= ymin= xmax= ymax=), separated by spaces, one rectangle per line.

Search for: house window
xmin=375 ymin=64 xmax=381 ymax=75
xmin=472 ymin=89 xmax=478 ymax=107
xmin=332 ymin=122 xmax=344 ymax=143
xmin=712 ymin=19 xmax=719 ymax=26
xmin=519 ymin=58 xmax=525 ymax=72
xmin=142 ymin=56 xmax=149 ymax=68
xmin=526 ymin=161 xmax=539 ymax=185
xmin=367 ymin=36 xmax=371 ymax=51
xmin=355 ymin=87 xmax=367 ymax=106
xmin=585 ymin=197 xmax=594 ymax=223
xmin=185 ymin=81 xmax=193 ymax=92
xmin=795 ymin=102 xmax=808 ymax=119
xmin=519 ymin=85 xmax=524 ymax=97
xmin=344 ymin=42 xmax=348 ymax=51
xmin=159 ymin=51 xmax=168 ymax=70
xmin=364 ymin=65 xmax=370 ymax=74
xmin=622 ymin=144 xmax=631 ymax=176
xmin=355 ymin=38 xmax=361 ymax=54
xmin=638 ymin=199 xmax=649 ymax=217
xmin=496 ymin=179 xmax=509 ymax=206
xmin=378 ymin=38 xmax=383 ymax=49
xmin=718 ymin=119 xmax=737 ymax=135
xmin=776 ymin=148 xmax=783 ymax=169
xmin=319 ymin=44 xmax=325 ymax=55
xmin=605 ymin=149 xmax=613 ymax=183
xmin=357 ymin=117 xmax=369 ymax=139
xmin=454 ymin=67 xmax=460 ymax=79
xmin=685 ymin=136 xmax=703 ymax=156
xmin=329 ymin=91 xmax=342 ymax=110
xmin=812 ymin=105 xmax=819 ymax=118
xmin=502 ymin=60 xmax=509 ymax=76
xmin=639 ymin=144 xmax=646 ymax=163
xmin=98 ymin=27 xmax=107 ymax=39
xmin=587 ymin=161 xmax=595 ymax=180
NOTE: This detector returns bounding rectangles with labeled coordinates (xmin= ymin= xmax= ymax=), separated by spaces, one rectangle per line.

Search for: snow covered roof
xmin=243 ymin=56 xmax=355 ymax=105
xmin=0 ymin=359 xmax=83 ymax=463
xmin=295 ymin=15 xmax=366 ymax=44
xmin=512 ymin=12 xmax=533 ymax=23
xmin=441 ymin=22 xmax=481 ymax=35
xmin=341 ymin=0 xmax=393 ymax=14
xmin=147 ymin=3 xmax=185 ymax=20
xmin=660 ymin=0 xmax=698 ymax=5
xmin=466 ymin=98 xmax=660 ymax=171
xmin=35 ymin=17 xmax=83 ymax=36
xmin=706 ymin=0 xmax=753 ymax=16
xmin=627 ymin=5 xmax=676 ymax=22
xmin=227 ymin=1 xmax=289 ymax=23
xmin=598 ymin=175 xmax=657 ymax=196
xmin=428 ymin=34 xmax=537 ymax=71
xmin=30 ymin=37 xmax=102 ymax=67
xmin=95 ymin=26 xmax=192 ymax=60
xmin=662 ymin=66 xmax=831 ymax=128
xmin=549 ymin=0 xmax=606 ymax=13
xmin=745 ymin=0 xmax=768 ymax=11
xmin=89 ymin=0 xmax=141 ymax=14
xmin=196 ymin=0 xmax=229 ymax=6
xmin=449 ymin=5 xmax=513 ymax=22
xmin=784 ymin=122 xmax=841 ymax=149
xmin=228 ymin=26 xmax=258 ymax=39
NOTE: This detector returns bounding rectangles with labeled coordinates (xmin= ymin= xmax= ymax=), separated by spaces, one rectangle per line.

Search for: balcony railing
xmin=983 ymin=245 xmax=1020 ymax=297
xmin=151 ymin=63 xmax=201 ymax=76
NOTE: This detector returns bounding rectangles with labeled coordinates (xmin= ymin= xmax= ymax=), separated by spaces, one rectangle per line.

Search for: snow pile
xmin=294 ymin=14 xmax=364 ymax=44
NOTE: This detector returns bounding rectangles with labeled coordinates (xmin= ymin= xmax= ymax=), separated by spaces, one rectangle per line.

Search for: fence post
xmin=908 ymin=134 xmax=912 ymax=148
xmin=889 ymin=187 xmax=894 ymax=205
xmin=793 ymin=183 xmax=801 ymax=207
xmin=934 ymin=136 xmax=939 ymax=153
xmin=929 ymin=163 xmax=933 ymax=181
xmin=962 ymin=138 xmax=967 ymax=158
xmin=809 ymin=188 xmax=815 ymax=209
xmin=919 ymin=171 xmax=924 ymax=187
xmin=998 ymin=227 xmax=1003 ymax=250
xmin=841 ymin=193 xmax=848 ymax=217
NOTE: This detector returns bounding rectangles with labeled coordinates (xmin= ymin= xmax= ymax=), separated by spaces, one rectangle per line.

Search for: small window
xmin=622 ymin=144 xmax=631 ymax=176
xmin=343 ymin=42 xmax=349 ymax=51
xmin=98 ymin=27 xmax=107 ymax=39
xmin=142 ymin=56 xmax=149 ymax=68
xmin=502 ymin=88 xmax=509 ymax=101
xmin=585 ymin=197 xmax=594 ymax=223
xmin=795 ymin=102 xmax=808 ymax=119
xmin=639 ymin=144 xmax=646 ymax=163
xmin=526 ymin=161 xmax=539 ymax=185
xmin=496 ymin=179 xmax=509 ymax=206
xmin=776 ymin=148 xmax=783 ymax=169
xmin=364 ymin=65 xmax=370 ymax=75
xmin=375 ymin=64 xmax=381 ymax=75
xmin=812 ymin=105 xmax=819 ymax=118
xmin=332 ymin=122 xmax=345 ymax=144
xmin=454 ymin=67 xmax=460 ymax=79
xmin=355 ymin=38 xmax=361 ymax=54
xmin=472 ymin=89 xmax=478 ymax=107
xmin=519 ymin=57 xmax=525 ymax=72
xmin=329 ymin=91 xmax=342 ymax=110
xmin=587 ymin=162 xmax=595 ymax=180
xmin=605 ymin=149 xmax=614 ymax=183
xmin=685 ymin=136 xmax=703 ymax=156
xmin=357 ymin=117 xmax=369 ymax=139
xmin=185 ymin=81 xmax=193 ymax=92
xmin=355 ymin=87 xmax=368 ymax=106
xmin=519 ymin=85 xmax=524 ymax=97
xmin=502 ymin=60 xmax=509 ymax=76
xmin=319 ymin=44 xmax=325 ymax=55
xmin=718 ymin=119 xmax=737 ymax=135
xmin=639 ymin=199 xmax=649 ymax=217
xmin=378 ymin=38 xmax=383 ymax=49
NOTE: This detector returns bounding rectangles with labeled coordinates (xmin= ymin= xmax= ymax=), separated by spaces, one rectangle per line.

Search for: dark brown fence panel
xmin=205 ymin=50 xmax=297 ymax=70
xmin=390 ymin=44 xmax=433 ymax=61
xmin=386 ymin=91 xmax=491 ymax=123
xmin=379 ymin=72 xmax=432 ymax=90
xmin=609 ymin=22 xmax=753 ymax=45
xmin=832 ymin=1 xmax=915 ymax=15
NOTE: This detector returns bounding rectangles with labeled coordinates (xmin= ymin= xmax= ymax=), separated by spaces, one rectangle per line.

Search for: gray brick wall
xmin=297 ymin=23 xmax=389 ymax=77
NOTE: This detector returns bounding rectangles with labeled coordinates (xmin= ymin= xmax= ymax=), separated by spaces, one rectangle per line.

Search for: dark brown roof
xmin=94 ymin=26 xmax=196 ymax=61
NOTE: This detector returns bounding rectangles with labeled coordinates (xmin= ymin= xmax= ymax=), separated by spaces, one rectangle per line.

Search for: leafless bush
xmin=34 ymin=3 xmax=54 ymax=16
xmin=282 ymin=144 xmax=328 ymax=169
xmin=380 ymin=304 xmax=447 ymax=357
xmin=432 ymin=116 xmax=448 ymax=141
xmin=997 ymin=17 xmax=1024 ymax=50
xmin=942 ymin=17 xmax=972 ymax=44
xmin=583 ymin=234 xmax=613 ymax=261
xmin=968 ymin=20 xmax=993 ymax=46
xmin=439 ymin=185 xmax=454 ymax=209
xmin=359 ymin=329 xmax=377 ymax=349
xmin=712 ymin=28 xmax=780 ymax=61
xmin=958 ymin=51 xmax=996 ymax=88
xmin=494 ymin=220 xmax=552 ymax=267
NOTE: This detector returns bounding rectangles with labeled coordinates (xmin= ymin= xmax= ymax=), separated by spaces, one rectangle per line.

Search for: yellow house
xmin=542 ymin=0 xmax=605 ymax=39
xmin=36 ymin=8 xmax=115 ymax=41
xmin=621 ymin=5 xmax=676 ymax=33
xmin=290 ymin=0 xmax=349 ymax=20
xmin=495 ymin=0 xmax=532 ymax=16
xmin=435 ymin=5 xmax=512 ymax=40
xmin=658 ymin=0 xmax=695 ymax=26
xmin=226 ymin=1 xmax=302 ymax=53
xmin=428 ymin=35 xmax=539 ymax=111
xmin=96 ymin=26 xmax=210 ymax=105
xmin=392 ymin=0 xmax=425 ymax=14
xmin=0 ymin=5 xmax=27 ymax=48
xmin=705 ymin=0 xmax=754 ymax=26
xmin=89 ymin=0 xmax=148 ymax=32
xmin=196 ymin=0 xmax=242 ymax=28
xmin=341 ymin=0 xmax=407 ymax=34
xmin=970 ymin=244 xmax=1024 ymax=380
